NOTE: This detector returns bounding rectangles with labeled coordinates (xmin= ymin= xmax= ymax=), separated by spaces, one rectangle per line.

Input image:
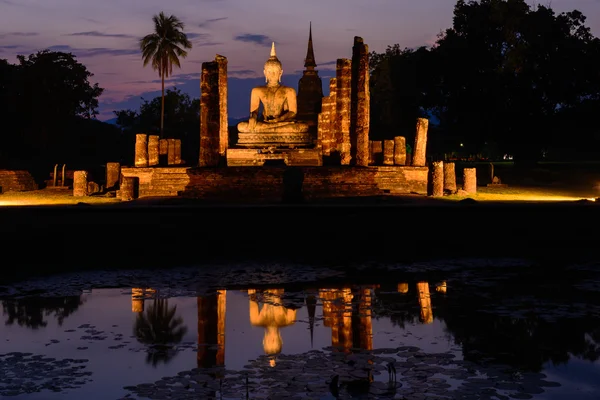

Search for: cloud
xmin=66 ymin=31 xmax=136 ymax=39
xmin=319 ymin=60 xmax=337 ymax=66
xmin=0 ymin=32 xmax=39 ymax=38
xmin=186 ymin=33 xmax=211 ymax=40
xmin=229 ymin=69 xmax=256 ymax=78
xmin=47 ymin=44 xmax=139 ymax=57
xmin=198 ymin=17 xmax=227 ymax=28
xmin=233 ymin=33 xmax=272 ymax=46
xmin=0 ymin=45 xmax=20 ymax=49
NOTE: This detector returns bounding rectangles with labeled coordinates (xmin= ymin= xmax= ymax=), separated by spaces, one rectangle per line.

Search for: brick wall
xmin=120 ymin=165 xmax=428 ymax=200
xmin=0 ymin=170 xmax=38 ymax=192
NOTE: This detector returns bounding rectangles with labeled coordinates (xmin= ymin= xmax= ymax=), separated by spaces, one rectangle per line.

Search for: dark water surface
xmin=1 ymin=259 xmax=599 ymax=399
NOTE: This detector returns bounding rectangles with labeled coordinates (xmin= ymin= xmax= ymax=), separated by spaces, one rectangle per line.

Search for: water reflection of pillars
xmin=248 ymin=289 xmax=297 ymax=366
xmin=132 ymin=288 xmax=144 ymax=313
xmin=416 ymin=282 xmax=433 ymax=324
xmin=131 ymin=288 xmax=156 ymax=312
xmin=319 ymin=287 xmax=374 ymax=352
xmin=197 ymin=290 xmax=226 ymax=369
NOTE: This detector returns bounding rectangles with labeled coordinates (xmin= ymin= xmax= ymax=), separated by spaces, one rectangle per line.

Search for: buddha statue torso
xmin=237 ymin=42 xmax=313 ymax=148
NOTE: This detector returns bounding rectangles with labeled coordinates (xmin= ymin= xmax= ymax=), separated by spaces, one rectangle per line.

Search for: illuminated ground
xmin=0 ymin=185 xmax=597 ymax=206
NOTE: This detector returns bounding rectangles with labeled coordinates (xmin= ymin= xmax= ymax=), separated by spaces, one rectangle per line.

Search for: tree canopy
xmin=369 ymin=0 xmax=600 ymax=161
xmin=0 ymin=50 xmax=119 ymax=177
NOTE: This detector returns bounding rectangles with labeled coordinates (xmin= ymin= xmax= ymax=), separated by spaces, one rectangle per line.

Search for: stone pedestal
xmin=148 ymin=135 xmax=159 ymax=166
xmin=106 ymin=162 xmax=121 ymax=190
xmin=119 ymin=176 xmax=138 ymax=201
xmin=383 ymin=140 xmax=394 ymax=165
xmin=429 ymin=161 xmax=444 ymax=197
xmin=336 ymin=59 xmax=352 ymax=165
xmin=443 ymin=162 xmax=457 ymax=193
xmin=135 ymin=134 xmax=149 ymax=167
xmin=73 ymin=171 xmax=88 ymax=197
xmin=412 ymin=118 xmax=429 ymax=167
xmin=394 ymin=136 xmax=406 ymax=165
xmin=463 ymin=167 xmax=477 ymax=194
xmin=350 ymin=37 xmax=370 ymax=167
xmin=167 ymin=139 xmax=176 ymax=166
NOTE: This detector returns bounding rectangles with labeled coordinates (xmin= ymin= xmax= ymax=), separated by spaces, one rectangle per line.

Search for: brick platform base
xmin=0 ymin=170 xmax=38 ymax=192
xmin=120 ymin=166 xmax=428 ymax=200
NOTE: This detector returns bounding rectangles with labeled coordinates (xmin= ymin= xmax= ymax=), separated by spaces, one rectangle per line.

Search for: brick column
xmin=383 ymin=140 xmax=394 ymax=165
xmin=200 ymin=55 xmax=228 ymax=167
xmin=73 ymin=170 xmax=88 ymax=197
xmin=412 ymin=118 xmax=429 ymax=167
xmin=429 ymin=161 xmax=444 ymax=197
xmin=105 ymin=162 xmax=121 ymax=190
xmin=167 ymin=138 xmax=176 ymax=165
xmin=216 ymin=55 xmax=228 ymax=156
xmin=444 ymin=162 xmax=457 ymax=193
xmin=393 ymin=136 xmax=406 ymax=165
xmin=135 ymin=133 xmax=148 ymax=167
xmin=350 ymin=37 xmax=370 ymax=167
xmin=174 ymin=139 xmax=182 ymax=165
xmin=370 ymin=141 xmax=383 ymax=165
xmin=463 ymin=167 xmax=477 ymax=194
xmin=328 ymin=78 xmax=338 ymax=155
xmin=318 ymin=96 xmax=333 ymax=156
xmin=119 ymin=176 xmax=138 ymax=201
xmin=148 ymin=135 xmax=159 ymax=166
xmin=335 ymin=59 xmax=352 ymax=165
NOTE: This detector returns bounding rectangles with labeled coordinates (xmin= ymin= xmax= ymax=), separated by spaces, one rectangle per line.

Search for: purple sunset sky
xmin=1 ymin=0 xmax=599 ymax=121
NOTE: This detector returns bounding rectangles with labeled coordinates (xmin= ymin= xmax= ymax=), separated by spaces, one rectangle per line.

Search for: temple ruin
xmin=117 ymin=25 xmax=432 ymax=201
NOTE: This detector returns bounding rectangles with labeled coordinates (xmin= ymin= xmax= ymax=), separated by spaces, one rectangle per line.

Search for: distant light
xmin=459 ymin=143 xmax=464 ymax=147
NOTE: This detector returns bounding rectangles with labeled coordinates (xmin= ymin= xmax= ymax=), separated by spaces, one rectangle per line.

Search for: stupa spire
xmin=304 ymin=22 xmax=316 ymax=69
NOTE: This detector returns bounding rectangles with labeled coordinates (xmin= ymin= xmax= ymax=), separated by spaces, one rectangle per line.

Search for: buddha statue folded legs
xmin=236 ymin=42 xmax=315 ymax=148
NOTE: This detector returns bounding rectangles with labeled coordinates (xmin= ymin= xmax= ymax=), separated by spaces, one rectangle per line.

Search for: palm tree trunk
xmin=160 ymin=67 xmax=165 ymax=139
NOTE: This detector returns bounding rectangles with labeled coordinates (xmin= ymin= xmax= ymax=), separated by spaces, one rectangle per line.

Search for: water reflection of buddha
xmin=248 ymin=289 xmax=296 ymax=366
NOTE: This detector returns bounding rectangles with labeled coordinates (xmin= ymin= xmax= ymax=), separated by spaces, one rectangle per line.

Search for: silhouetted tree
xmin=140 ymin=12 xmax=193 ymax=139
xmin=133 ymin=298 xmax=187 ymax=367
xmin=114 ymin=87 xmax=200 ymax=163
xmin=2 ymin=296 xmax=84 ymax=329
xmin=0 ymin=51 xmax=119 ymax=178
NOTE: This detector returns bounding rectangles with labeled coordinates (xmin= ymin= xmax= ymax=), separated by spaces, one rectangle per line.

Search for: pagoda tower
xmin=297 ymin=22 xmax=323 ymax=126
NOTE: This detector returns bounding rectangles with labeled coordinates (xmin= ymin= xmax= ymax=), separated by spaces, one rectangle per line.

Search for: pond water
xmin=1 ymin=259 xmax=599 ymax=399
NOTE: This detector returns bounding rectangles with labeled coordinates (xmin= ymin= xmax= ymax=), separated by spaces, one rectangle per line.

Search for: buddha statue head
xmin=264 ymin=42 xmax=283 ymax=85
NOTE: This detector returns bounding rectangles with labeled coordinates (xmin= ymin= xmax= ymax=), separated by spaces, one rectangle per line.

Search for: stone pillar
xmin=417 ymin=282 xmax=433 ymax=324
xmin=135 ymin=134 xmax=149 ymax=167
xmin=119 ymin=176 xmax=138 ymax=201
xmin=73 ymin=171 xmax=88 ymax=197
xmin=412 ymin=118 xmax=429 ymax=167
xmin=370 ymin=141 xmax=383 ymax=165
xmin=383 ymin=140 xmax=394 ymax=165
xmin=318 ymin=96 xmax=333 ymax=156
xmin=397 ymin=283 xmax=409 ymax=294
xmin=335 ymin=59 xmax=352 ymax=165
xmin=148 ymin=135 xmax=159 ymax=166
xmin=159 ymin=139 xmax=168 ymax=155
xmin=174 ymin=139 xmax=182 ymax=165
xmin=463 ymin=167 xmax=477 ymax=194
xmin=444 ymin=162 xmax=457 ymax=193
xmin=429 ymin=161 xmax=444 ymax=197
xmin=200 ymin=55 xmax=227 ymax=167
xmin=393 ymin=136 xmax=406 ymax=165
xmin=167 ymin=138 xmax=176 ymax=166
xmin=328 ymin=78 xmax=338 ymax=154
xmin=350 ymin=37 xmax=370 ymax=167
xmin=105 ymin=162 xmax=121 ymax=190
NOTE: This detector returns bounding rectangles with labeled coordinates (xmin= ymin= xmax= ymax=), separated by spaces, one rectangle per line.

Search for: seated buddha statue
xmin=237 ymin=43 xmax=313 ymax=147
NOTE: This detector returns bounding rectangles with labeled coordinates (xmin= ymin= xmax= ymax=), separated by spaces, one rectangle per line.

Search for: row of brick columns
xmin=428 ymin=162 xmax=477 ymax=197
xmin=369 ymin=117 xmax=429 ymax=166
xmin=135 ymin=134 xmax=182 ymax=167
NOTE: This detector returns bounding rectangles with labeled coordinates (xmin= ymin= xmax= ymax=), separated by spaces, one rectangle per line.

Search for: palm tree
xmin=140 ymin=12 xmax=192 ymax=138
xmin=134 ymin=298 xmax=188 ymax=366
